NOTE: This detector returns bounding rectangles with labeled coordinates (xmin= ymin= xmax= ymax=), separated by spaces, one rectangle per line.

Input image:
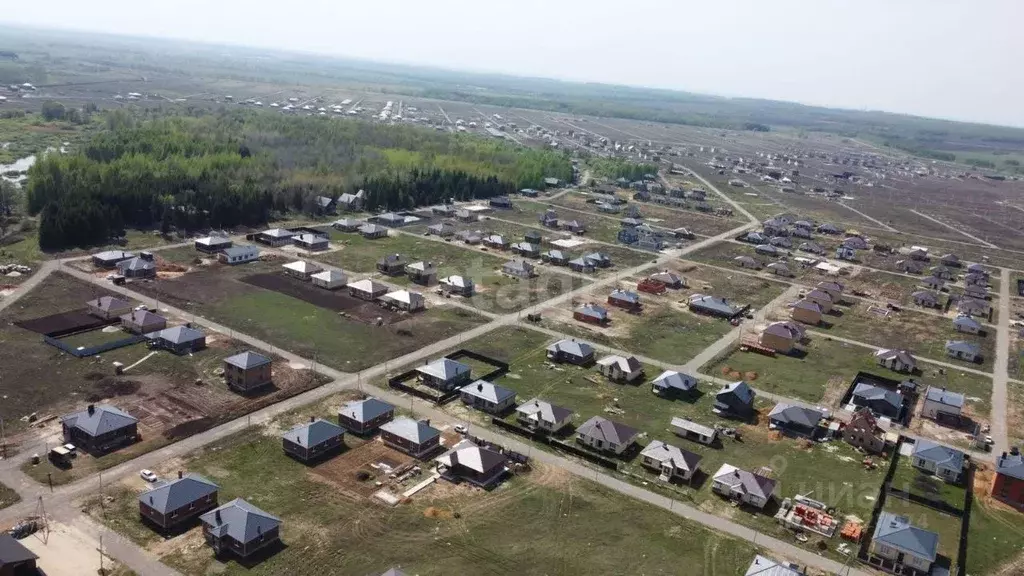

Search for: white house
xmin=711 ymin=464 xmax=777 ymax=509
xmin=869 ymin=512 xmax=938 ymax=575
xmin=596 ymin=355 xmax=644 ymax=383
xmin=515 ymin=398 xmax=573 ymax=433
xmin=640 ymin=441 xmax=702 ymax=482
xmin=310 ymin=269 xmax=347 ymax=290
xmin=921 ymin=386 xmax=964 ymax=424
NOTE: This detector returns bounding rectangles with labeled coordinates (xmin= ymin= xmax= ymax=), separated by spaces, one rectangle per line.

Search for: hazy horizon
xmin=3 ymin=0 xmax=1023 ymax=128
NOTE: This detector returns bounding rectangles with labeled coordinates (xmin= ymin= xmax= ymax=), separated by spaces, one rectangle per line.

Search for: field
xmin=965 ymin=470 xmax=1024 ymax=576
xmin=537 ymin=193 xmax=744 ymax=237
xmin=90 ymin=406 xmax=759 ymax=576
xmin=877 ymin=499 xmax=961 ymax=562
xmin=888 ymin=449 xmax=966 ymax=511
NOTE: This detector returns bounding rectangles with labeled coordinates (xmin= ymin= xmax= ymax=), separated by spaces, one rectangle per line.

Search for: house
xmin=922 ymin=386 xmax=964 ymax=424
xmin=911 ymin=439 xmax=965 ymax=482
xmin=380 ymin=417 xmax=442 ymax=458
xmin=742 ymin=231 xmax=767 ymax=244
xmin=524 ymin=230 xmax=543 ymax=244
xmin=640 ymin=441 xmax=702 ymax=482
xmin=734 ymin=255 xmax=761 ymax=269
xmin=374 ymin=212 xmax=407 ymax=227
xmin=568 ymin=257 xmax=595 ymax=273
xmin=61 ymin=404 xmax=138 ymax=455
xmin=292 ymin=233 xmax=328 ymax=251
xmin=798 ymin=241 xmax=824 ymax=255
xmin=121 ymin=309 xmax=167 ymax=334
xmin=817 ymin=223 xmax=841 ymax=234
xmin=502 ymin=259 xmax=535 ymax=279
xmin=766 ymin=262 xmax=793 ymax=277
xmin=620 ymin=217 xmax=642 ymax=228
xmin=911 ymin=290 xmax=940 ymax=308
xmin=945 ymin=340 xmax=981 ymax=363
xmin=359 ymin=223 xmax=389 ymax=239
xmin=688 ymin=294 xmax=745 ymax=319
xmin=199 ymin=498 xmax=281 ymax=559
xmin=519 ymin=188 xmax=539 ymax=197
xmin=489 ymin=195 xmax=512 ymax=209
xmin=484 ymin=234 xmax=508 ymax=250
xmin=851 ymin=382 xmax=903 ymax=420
xmin=348 ymin=279 xmax=389 ymax=300
xmin=427 ymin=222 xmax=456 ymax=238
xmin=282 ymin=260 xmax=321 ymax=280
xmin=139 ymin=472 xmax=219 ymax=532
xmin=542 ymin=250 xmax=570 ymax=266
xmin=543 ymin=177 xmax=561 ymax=187
xmin=0 ymin=534 xmax=38 ymax=575
xmin=282 ymin=418 xmax=345 ymax=463
xmin=88 ymin=296 xmax=132 ymax=320
xmin=223 ymin=351 xmax=273 ymax=393
xmin=745 ymin=555 xmax=806 ymax=576
xmin=314 ymin=195 xmax=336 ymax=213
xmin=670 ymin=417 xmax=717 ymax=445
xmin=907 ymin=248 xmax=929 ymax=261
xmin=511 ymin=242 xmax=541 ymax=258
xmin=416 ymin=358 xmax=472 ymax=391
xmin=607 ymin=289 xmax=641 ymax=311
xmin=546 ymin=339 xmax=595 ymax=365
xmin=257 ymin=228 xmax=296 ymax=247
xmin=965 ymin=272 xmax=989 ymax=287
xmin=574 ymin=303 xmax=610 ymax=325
xmin=768 ymin=403 xmax=825 ymax=438
xmin=649 ymin=270 xmax=684 ymax=288
xmin=337 ymin=190 xmax=365 ymax=211
xmin=964 ymin=284 xmax=988 ymax=299
xmin=930 ymin=265 xmax=954 ymax=280
xmin=439 ymin=275 xmax=474 ymax=296
xmin=651 ymin=370 xmax=698 ymax=398
xmin=843 ymin=236 xmax=868 ymax=250
xmin=940 ymin=254 xmax=960 ymax=267
xmin=897 ymin=259 xmax=925 ymax=274
xmin=869 ymin=512 xmax=938 ymax=575
xmin=759 ymin=321 xmax=805 ymax=353
xmin=967 ymin=263 xmax=988 ymax=275
xmin=804 ymin=289 xmax=834 ymax=313
xmin=455 ymin=209 xmax=479 ymax=223
xmin=405 ymin=261 xmax=437 ymax=286
xmin=922 ymin=276 xmax=945 ymax=291
xmin=754 ymin=244 xmax=778 ymax=256
xmin=714 ymin=381 xmax=756 ymax=419
xmin=435 ymin=439 xmax=507 ymax=488
xmin=311 ymin=269 xmax=348 ymax=290
xmin=790 ymin=299 xmax=823 ymax=325
xmin=958 ymin=297 xmax=990 ymax=317
xmin=539 ymin=209 xmax=559 ymax=228
xmin=148 ymin=326 xmax=206 ymax=354
xmin=711 ymin=464 xmax=777 ymax=509
xmin=460 ymin=380 xmax=517 ymax=414
xmin=575 ymin=416 xmax=639 ymax=455
xmin=332 ymin=218 xmax=362 ymax=232
xmin=843 ymin=407 xmax=887 ymax=454
xmin=515 ymin=398 xmax=574 ymax=433
xmin=376 ymin=254 xmax=407 ymax=276
xmin=219 ymin=245 xmax=260 ymax=265
xmin=196 ymin=235 xmax=233 ymax=253
xmin=874 ymin=349 xmax=917 ymax=373
xmin=583 ymin=252 xmax=612 ymax=268
xmin=769 ymin=236 xmax=793 ymax=249
xmin=560 ymin=219 xmax=586 ymax=234
xmin=337 ymin=397 xmax=395 ymax=435
xmin=596 ymin=355 xmax=644 ymax=383
xmin=835 ymin=246 xmax=857 ymax=260
xmin=791 ymin=226 xmax=812 ymax=239
xmin=92 ymin=250 xmax=135 ymax=268
xmin=992 ymin=451 xmax=1024 ymax=508
xmin=953 ymin=314 xmax=983 ymax=334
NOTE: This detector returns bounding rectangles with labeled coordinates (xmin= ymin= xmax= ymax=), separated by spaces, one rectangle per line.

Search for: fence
xmin=490 ymin=418 xmax=619 ymax=470
xmin=44 ymin=334 xmax=147 ymax=358
xmin=387 ymin=368 xmax=461 ymax=405
xmin=446 ymin=349 xmax=509 ymax=382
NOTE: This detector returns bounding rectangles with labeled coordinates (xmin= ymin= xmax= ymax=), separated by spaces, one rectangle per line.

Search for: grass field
xmin=965 ymin=497 xmax=1024 ymax=575
xmin=317 ymin=230 xmax=504 ymax=275
xmin=879 ymin=499 xmax=961 ymax=561
xmin=671 ymin=261 xmax=791 ymax=309
xmin=503 ymin=200 xmax=625 ymax=244
xmin=92 ymin=419 xmax=759 ymax=576
xmin=889 ymin=450 xmax=966 ymax=511
xmin=538 ymin=193 xmax=743 ymax=236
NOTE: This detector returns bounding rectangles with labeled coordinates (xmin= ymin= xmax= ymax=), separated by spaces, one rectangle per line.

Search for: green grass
xmin=57 ymin=326 xmax=134 ymax=349
xmin=22 ymin=435 xmax=176 ymax=486
xmin=889 ymin=453 xmax=966 ymax=511
xmin=880 ymin=499 xmax=961 ymax=561
xmin=965 ymin=498 xmax=1024 ymax=575
xmin=316 ymin=230 xmax=501 ymax=274
xmin=532 ymin=194 xmax=743 ymax=236
xmin=0 ymin=482 xmax=20 ymax=510
xmin=95 ymin=426 xmax=757 ymax=576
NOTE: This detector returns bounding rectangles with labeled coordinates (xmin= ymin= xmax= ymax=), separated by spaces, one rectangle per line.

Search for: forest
xmin=588 ymin=157 xmax=659 ymax=181
xmin=26 ymin=109 xmax=574 ymax=249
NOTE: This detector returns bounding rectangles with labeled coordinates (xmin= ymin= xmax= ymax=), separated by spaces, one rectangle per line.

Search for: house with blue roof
xmin=714 ymin=381 xmax=756 ymax=419
xmin=282 ymin=418 xmax=346 ymax=463
xmin=851 ymin=382 xmax=903 ymax=420
xmin=200 ymin=498 xmax=281 ymax=559
xmin=869 ymin=512 xmax=938 ymax=575
xmin=460 ymin=380 xmax=517 ymax=414
xmin=139 ymin=472 xmax=219 ymax=532
xmin=911 ymin=439 xmax=965 ymax=483
xmin=945 ymin=340 xmax=981 ymax=363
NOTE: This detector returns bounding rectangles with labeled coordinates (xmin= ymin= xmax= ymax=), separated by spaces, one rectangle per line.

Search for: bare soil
xmin=241 ymin=272 xmax=403 ymax=324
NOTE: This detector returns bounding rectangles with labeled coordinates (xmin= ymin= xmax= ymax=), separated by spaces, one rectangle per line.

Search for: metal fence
xmin=44 ymin=334 xmax=146 ymax=358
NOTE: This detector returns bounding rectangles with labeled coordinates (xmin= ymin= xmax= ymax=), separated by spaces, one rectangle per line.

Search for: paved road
xmin=991 ymin=267 xmax=1012 ymax=456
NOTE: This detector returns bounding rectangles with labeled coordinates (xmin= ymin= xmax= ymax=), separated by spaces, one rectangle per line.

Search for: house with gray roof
xmin=546 ymin=339 xmax=595 ymax=365
xmin=671 ymin=417 xmax=717 ymax=445
xmin=568 ymin=257 xmax=595 ymax=273
xmin=911 ymin=290 xmax=940 ymax=308
xmin=338 ymin=397 xmax=395 ymax=435
xmin=640 ymin=440 xmax=702 ymax=482
xmin=218 ymin=245 xmax=259 ymax=265
xmin=922 ymin=386 xmax=964 ymax=424
xmin=223 ymin=351 xmax=273 ymax=393
xmin=714 ymin=381 xmax=756 ymax=419
xmin=92 ymin=250 xmax=135 ymax=269
xmin=116 ymin=255 xmax=157 ymax=279
xmin=435 ymin=439 xmax=507 ymax=488
xmin=148 ymin=325 xmax=206 ymax=355
xmin=283 ymin=418 xmax=345 ymax=463
xmin=688 ymin=294 xmax=745 ymax=319
xmin=911 ymin=439 xmax=965 ymax=482
xmin=651 ymin=370 xmax=698 ymax=398
xmin=460 ymin=380 xmax=517 ymax=414
xmin=993 ymin=451 xmax=1024 ymax=508
xmin=576 ymin=416 xmax=639 ymax=456
xmin=945 ymin=340 xmax=981 ymax=363
xmin=380 ymin=417 xmax=442 ymax=458
xmin=427 ymin=222 xmax=456 ymax=238
xmin=200 ymin=498 xmax=281 ymax=559
xmin=121 ymin=309 xmax=167 ymax=334
xmin=851 ymin=382 xmax=903 ymax=420
xmin=711 ymin=463 xmax=777 ymax=509
xmin=542 ymin=249 xmax=570 ymax=266
xmin=139 ymin=472 xmax=219 ymax=532
xmin=744 ymin=555 xmax=806 ymax=576
xmin=768 ymin=404 xmax=825 ymax=438
xmin=332 ymin=218 xmax=363 ymax=232
xmin=574 ymin=303 xmax=610 ymax=325
xmin=502 ymin=259 xmax=535 ymax=279
xmin=515 ymin=398 xmax=573 ymax=433
xmin=257 ymin=228 xmax=297 ymax=247
xmin=87 ymin=296 xmax=132 ymax=320
xmin=869 ymin=512 xmax=938 ymax=575
xmin=874 ymin=348 xmax=917 ymax=374
xmin=61 ymin=404 xmax=138 ymax=455
xmin=439 ymin=275 xmax=474 ymax=296
xmin=798 ymin=241 xmax=824 ymax=255
xmin=649 ymin=270 xmax=684 ymax=288
xmin=359 ymin=223 xmax=389 ymax=239
xmin=416 ymin=358 xmax=472 ymax=391
xmin=952 ymin=315 xmax=982 ymax=335
xmin=957 ymin=297 xmax=990 ymax=317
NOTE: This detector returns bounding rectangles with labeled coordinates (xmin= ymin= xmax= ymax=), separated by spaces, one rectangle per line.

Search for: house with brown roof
xmin=874 ymin=349 xmax=917 ymax=374
xmin=790 ymin=299 xmax=822 ymax=325
xmin=843 ymin=407 xmax=887 ymax=454
xmin=88 ymin=296 xmax=132 ymax=320
xmin=120 ymin=309 xmax=167 ymax=334
xmin=759 ymin=321 xmax=805 ymax=353
xmin=803 ymin=289 xmax=834 ymax=313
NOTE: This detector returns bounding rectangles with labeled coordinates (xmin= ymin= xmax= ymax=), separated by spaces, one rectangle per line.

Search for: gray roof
xmin=381 ymin=417 xmax=441 ymax=444
xmin=516 ymin=398 xmax=573 ymax=425
xmin=117 ymin=257 xmax=156 ymax=272
xmin=852 ymin=383 xmax=902 ymax=411
xmin=547 ymin=339 xmax=594 ymax=358
xmin=718 ymin=381 xmax=755 ymax=404
xmin=339 ymin=397 xmax=394 ymax=424
xmin=61 ymin=404 xmax=138 ymax=436
xmin=359 ymin=223 xmax=387 ymax=235
xmin=261 ymin=228 xmax=295 ymax=238
xmin=222 ymin=245 xmax=259 ymax=258
xmin=640 ymin=440 xmax=702 ymax=472
xmin=713 ymin=464 xmax=777 ymax=499
xmin=689 ymin=294 xmax=742 ymax=316
xmin=224 ymin=351 xmax=271 ymax=370
xmin=283 ymin=418 xmax=345 ymax=448
xmin=416 ymin=358 xmax=471 ymax=381
xmin=93 ymin=250 xmax=134 ymax=261
xmin=121 ymin=309 xmax=165 ymax=326
xmin=671 ymin=417 xmax=716 ymax=438
xmin=139 ymin=473 xmax=219 ymax=514
xmin=460 ymin=380 xmax=516 ymax=404
xmin=651 ymin=370 xmax=697 ymax=391
xmin=199 ymin=498 xmax=281 ymax=544
xmin=609 ymin=289 xmax=640 ymax=304
xmin=768 ymin=403 xmax=824 ymax=429
xmin=924 ymin=386 xmax=965 ymax=409
xmin=436 ymin=439 xmax=506 ymax=474
xmin=745 ymin=555 xmax=805 ymax=576
xmin=912 ymin=439 xmax=965 ymax=471
xmin=953 ymin=316 xmax=982 ymax=330
xmin=872 ymin=512 xmax=938 ymax=562
xmin=0 ymin=534 xmax=38 ymax=564
xmin=152 ymin=325 xmax=204 ymax=344
xmin=996 ymin=452 xmax=1024 ymax=481
xmin=575 ymin=304 xmax=609 ymax=320
xmin=576 ymin=416 xmax=639 ymax=445
xmin=945 ymin=340 xmax=981 ymax=355
xmin=89 ymin=295 xmax=131 ymax=312
xmin=378 ymin=569 xmax=409 ymax=576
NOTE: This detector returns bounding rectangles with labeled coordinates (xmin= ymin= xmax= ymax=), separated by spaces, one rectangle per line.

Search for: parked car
xmin=140 ymin=469 xmax=158 ymax=482
xmin=454 ymin=425 xmax=468 ymax=435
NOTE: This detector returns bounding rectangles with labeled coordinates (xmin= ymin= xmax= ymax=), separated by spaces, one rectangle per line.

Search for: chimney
xmin=310 ymin=416 xmax=316 ymax=423
xmin=477 ymin=383 xmax=483 ymax=392
xmin=178 ymin=470 xmax=183 ymax=479
xmin=215 ymin=510 xmax=222 ymax=524
xmin=87 ymin=404 xmax=95 ymax=415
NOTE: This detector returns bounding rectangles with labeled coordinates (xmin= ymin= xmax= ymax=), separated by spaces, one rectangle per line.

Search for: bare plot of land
xmin=241 ymin=272 xmax=403 ymax=324
xmin=540 ymin=193 xmax=743 ymax=236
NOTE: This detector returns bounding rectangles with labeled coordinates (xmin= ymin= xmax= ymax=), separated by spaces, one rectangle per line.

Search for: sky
xmin=4 ymin=0 xmax=1024 ymax=127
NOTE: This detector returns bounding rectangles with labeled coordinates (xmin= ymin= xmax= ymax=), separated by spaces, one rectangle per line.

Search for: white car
xmin=140 ymin=470 xmax=158 ymax=482
xmin=454 ymin=425 xmax=468 ymax=435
